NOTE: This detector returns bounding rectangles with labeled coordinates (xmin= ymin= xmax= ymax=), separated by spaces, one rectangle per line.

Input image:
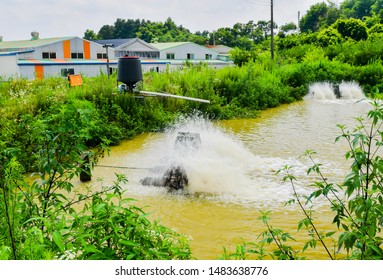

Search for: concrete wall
xmin=158 ymin=43 xmax=219 ymax=60
xmin=18 ymin=62 xmax=118 ymax=79
xmin=17 ymin=37 xmax=115 ymax=60
xmin=0 ymin=54 xmax=19 ymax=79
xmin=141 ymin=61 xmax=169 ymax=73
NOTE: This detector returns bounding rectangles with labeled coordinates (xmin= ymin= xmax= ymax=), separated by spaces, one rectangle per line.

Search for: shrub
xmin=333 ymin=18 xmax=368 ymax=41
xmin=0 ymin=102 xmax=191 ymax=260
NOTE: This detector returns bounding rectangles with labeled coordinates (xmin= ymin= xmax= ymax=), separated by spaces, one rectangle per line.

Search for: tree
xmin=257 ymin=20 xmax=270 ymax=39
xmin=83 ymin=29 xmax=98 ymax=40
xmin=214 ymin=28 xmax=236 ymax=47
xmin=369 ymin=23 xmax=383 ymax=34
xmin=371 ymin=0 xmax=383 ymax=12
xmin=229 ymin=47 xmax=257 ymax=66
xmin=333 ymin=18 xmax=368 ymax=41
xmin=97 ymin=25 xmax=115 ymax=39
xmin=317 ymin=26 xmax=343 ymax=46
xmin=279 ymin=22 xmax=298 ymax=37
xmin=341 ymin=0 xmax=375 ymax=19
xmin=299 ymin=2 xmax=330 ymax=33
xmin=324 ymin=1 xmax=342 ymax=27
xmin=113 ymin=18 xmax=141 ymax=38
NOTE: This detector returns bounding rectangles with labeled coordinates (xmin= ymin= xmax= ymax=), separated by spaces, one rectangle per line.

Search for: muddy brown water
xmin=80 ymin=84 xmax=370 ymax=259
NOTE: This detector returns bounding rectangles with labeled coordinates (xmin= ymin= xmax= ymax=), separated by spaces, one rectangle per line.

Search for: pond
xmin=84 ymin=82 xmax=370 ymax=259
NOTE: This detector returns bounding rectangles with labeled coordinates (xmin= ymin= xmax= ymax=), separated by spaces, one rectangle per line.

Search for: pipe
xmin=139 ymin=91 xmax=210 ymax=104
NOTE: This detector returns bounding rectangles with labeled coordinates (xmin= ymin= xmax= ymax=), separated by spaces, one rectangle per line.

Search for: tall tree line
xmin=84 ymin=17 xmax=277 ymax=50
xmin=84 ymin=0 xmax=383 ymax=50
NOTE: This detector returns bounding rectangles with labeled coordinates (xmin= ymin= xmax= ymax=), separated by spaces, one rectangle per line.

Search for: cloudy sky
xmin=1 ymin=0 xmax=335 ymax=41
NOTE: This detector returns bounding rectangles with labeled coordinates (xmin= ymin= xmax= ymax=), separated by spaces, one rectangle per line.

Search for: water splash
xmin=308 ymin=81 xmax=365 ymax=100
xmin=121 ymin=114 xmax=319 ymax=206
xmin=308 ymin=82 xmax=336 ymax=100
xmin=134 ymin=114 xmax=256 ymax=197
xmin=339 ymin=81 xmax=365 ymax=99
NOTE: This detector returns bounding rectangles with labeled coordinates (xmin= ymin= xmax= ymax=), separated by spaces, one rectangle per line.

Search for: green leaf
xmin=52 ymin=231 xmax=65 ymax=252
xmin=83 ymin=245 xmax=102 ymax=254
xmin=119 ymin=240 xmax=139 ymax=247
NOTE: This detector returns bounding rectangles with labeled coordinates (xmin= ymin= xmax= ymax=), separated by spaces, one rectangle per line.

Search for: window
xmin=187 ymin=53 xmax=195 ymax=59
xmin=61 ymin=68 xmax=75 ymax=77
xmin=42 ymin=52 xmax=56 ymax=59
xmin=97 ymin=53 xmax=107 ymax=59
xmin=166 ymin=53 xmax=175 ymax=59
xmin=205 ymin=54 xmax=212 ymax=60
xmin=71 ymin=52 xmax=84 ymax=59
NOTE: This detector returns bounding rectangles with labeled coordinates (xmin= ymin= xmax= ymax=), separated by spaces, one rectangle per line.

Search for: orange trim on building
xmin=63 ymin=40 xmax=71 ymax=59
xmin=83 ymin=41 xmax=91 ymax=59
xmin=34 ymin=65 xmax=44 ymax=79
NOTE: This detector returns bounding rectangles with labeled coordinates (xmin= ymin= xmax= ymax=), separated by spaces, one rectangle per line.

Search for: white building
xmin=0 ymin=52 xmax=20 ymax=79
xmin=150 ymin=42 xmax=217 ymax=60
xmin=0 ymin=34 xmax=233 ymax=80
xmin=94 ymin=38 xmax=159 ymax=59
xmin=206 ymin=44 xmax=233 ymax=61
xmin=93 ymin=38 xmax=169 ymax=73
xmin=150 ymin=42 xmax=233 ymax=69
xmin=0 ymin=35 xmax=116 ymax=79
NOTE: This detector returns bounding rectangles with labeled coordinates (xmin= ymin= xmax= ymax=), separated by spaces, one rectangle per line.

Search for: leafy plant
xmin=222 ymin=101 xmax=383 ymax=260
xmin=0 ymin=97 xmax=192 ymax=260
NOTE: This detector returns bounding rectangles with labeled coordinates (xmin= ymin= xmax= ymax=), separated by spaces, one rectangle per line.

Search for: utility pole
xmin=298 ymin=11 xmax=301 ymax=33
xmin=270 ymin=0 xmax=274 ymax=60
xmin=103 ymin=44 xmax=114 ymax=79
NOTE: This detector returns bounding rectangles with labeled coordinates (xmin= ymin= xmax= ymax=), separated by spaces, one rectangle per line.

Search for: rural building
xmin=206 ymin=44 xmax=233 ymax=61
xmin=0 ymin=34 xmax=233 ymax=80
xmin=93 ymin=38 xmax=169 ymax=73
xmin=151 ymin=42 xmax=215 ymax=60
xmin=95 ymin=39 xmax=233 ymax=71
xmin=0 ymin=34 xmax=116 ymax=79
xmin=0 ymin=51 xmax=21 ymax=78
xmin=150 ymin=42 xmax=233 ymax=69
xmin=94 ymin=38 xmax=159 ymax=59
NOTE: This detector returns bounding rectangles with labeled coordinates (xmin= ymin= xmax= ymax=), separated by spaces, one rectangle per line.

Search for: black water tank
xmin=117 ymin=56 xmax=143 ymax=86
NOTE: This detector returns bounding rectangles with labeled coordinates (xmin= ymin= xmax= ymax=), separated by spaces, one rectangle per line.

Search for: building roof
xmin=150 ymin=42 xmax=190 ymax=51
xmin=94 ymin=38 xmax=158 ymax=52
xmin=116 ymin=38 xmax=159 ymax=52
xmin=93 ymin=38 xmax=134 ymax=48
xmin=0 ymin=37 xmax=77 ymax=51
xmin=0 ymin=50 xmax=34 ymax=56
xmin=206 ymin=45 xmax=233 ymax=54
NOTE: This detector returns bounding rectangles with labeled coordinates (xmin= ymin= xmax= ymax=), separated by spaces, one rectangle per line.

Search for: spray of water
xmin=103 ymin=81 xmax=368 ymax=206
xmin=339 ymin=81 xmax=365 ymax=99
xmin=121 ymin=114 xmax=319 ymax=207
xmin=309 ymin=82 xmax=336 ymax=100
xmin=308 ymin=81 xmax=364 ymax=100
xmin=134 ymin=115 xmax=255 ymax=197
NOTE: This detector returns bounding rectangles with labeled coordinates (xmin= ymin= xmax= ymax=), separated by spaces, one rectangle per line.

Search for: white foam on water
xmin=120 ymin=114 xmax=337 ymax=207
xmin=307 ymin=81 xmax=365 ymax=101
xmin=309 ymin=82 xmax=336 ymax=100
xmin=339 ymin=81 xmax=365 ymax=99
xmin=134 ymin=115 xmax=256 ymax=197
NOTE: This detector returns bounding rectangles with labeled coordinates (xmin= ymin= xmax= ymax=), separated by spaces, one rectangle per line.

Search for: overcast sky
xmin=1 ymin=0 xmax=336 ymax=41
